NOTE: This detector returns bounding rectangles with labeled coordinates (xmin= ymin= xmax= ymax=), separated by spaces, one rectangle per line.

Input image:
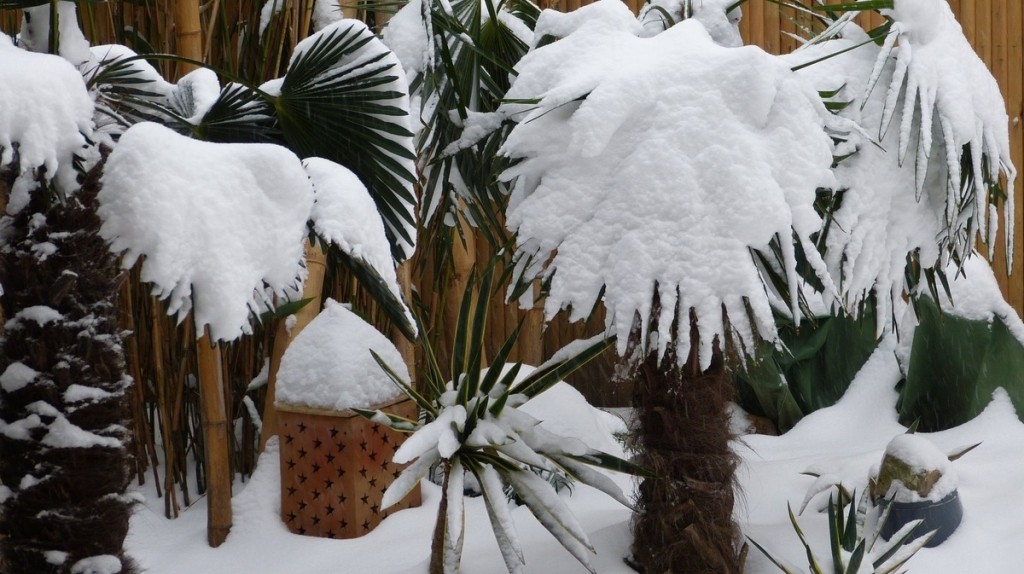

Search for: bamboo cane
xmin=258 ymin=242 xmax=328 ymax=450
xmin=393 ymin=260 xmax=416 ymax=378
xmin=197 ymin=326 xmax=232 ymax=547
xmin=172 ymin=0 xmax=203 ymax=78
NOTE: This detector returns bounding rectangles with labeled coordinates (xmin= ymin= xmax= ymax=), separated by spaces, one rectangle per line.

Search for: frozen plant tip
xmin=355 ymin=266 xmax=648 ymax=574
xmin=748 ymin=486 xmax=935 ymax=574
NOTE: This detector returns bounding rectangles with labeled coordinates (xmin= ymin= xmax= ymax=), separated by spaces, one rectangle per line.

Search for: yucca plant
xmin=749 ymin=487 xmax=935 ymax=574
xmin=356 ymin=264 xmax=648 ymax=574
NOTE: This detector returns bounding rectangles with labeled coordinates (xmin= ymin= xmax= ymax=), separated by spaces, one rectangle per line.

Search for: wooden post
xmin=172 ymin=0 xmax=203 ymax=78
xmin=197 ymin=327 xmax=231 ymax=547
xmin=259 ymin=242 xmax=328 ymax=451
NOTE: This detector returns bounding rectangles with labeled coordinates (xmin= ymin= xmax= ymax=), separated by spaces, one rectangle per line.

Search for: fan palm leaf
xmin=271 ymin=19 xmax=418 ymax=261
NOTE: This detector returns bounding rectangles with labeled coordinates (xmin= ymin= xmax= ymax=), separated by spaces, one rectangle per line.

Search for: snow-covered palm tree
xmin=484 ymin=0 xmax=1014 ymax=571
xmin=0 ymin=4 xmax=137 ymax=572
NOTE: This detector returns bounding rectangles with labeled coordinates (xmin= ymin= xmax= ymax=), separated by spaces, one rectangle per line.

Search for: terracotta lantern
xmin=275 ymin=300 xmax=420 ymax=538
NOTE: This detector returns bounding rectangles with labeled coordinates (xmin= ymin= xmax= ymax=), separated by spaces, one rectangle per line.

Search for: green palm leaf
xmin=273 ymin=20 xmax=418 ymax=261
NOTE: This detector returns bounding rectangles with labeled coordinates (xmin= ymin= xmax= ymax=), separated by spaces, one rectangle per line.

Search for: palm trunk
xmin=0 ymin=163 xmax=137 ymax=573
xmin=628 ymin=313 xmax=741 ymax=574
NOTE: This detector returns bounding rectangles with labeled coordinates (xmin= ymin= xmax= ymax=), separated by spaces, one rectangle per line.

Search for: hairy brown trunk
xmin=628 ymin=312 xmax=741 ymax=574
xmin=0 ymin=162 xmax=138 ymax=573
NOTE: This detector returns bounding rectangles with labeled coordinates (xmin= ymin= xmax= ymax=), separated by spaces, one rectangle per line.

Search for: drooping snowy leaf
xmin=98 ymin=122 xmax=312 ymax=342
xmin=271 ymin=19 xmax=418 ymax=261
xmin=503 ymin=469 xmax=597 ymax=573
xmin=382 ymin=449 xmax=438 ymax=509
xmin=474 ymin=463 xmax=525 ymax=573
xmin=500 ymin=19 xmax=836 ymax=369
xmin=303 ymin=157 xmax=415 ymax=336
xmin=444 ymin=459 xmax=466 ymax=574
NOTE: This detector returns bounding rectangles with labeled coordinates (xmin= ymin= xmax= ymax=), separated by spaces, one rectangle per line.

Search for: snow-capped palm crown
xmin=498 ymin=4 xmax=839 ymax=370
xmin=786 ymin=0 xmax=1015 ymax=333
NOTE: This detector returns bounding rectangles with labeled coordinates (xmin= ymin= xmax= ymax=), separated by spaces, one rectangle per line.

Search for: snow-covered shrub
xmin=356 ymin=268 xmax=645 ymax=574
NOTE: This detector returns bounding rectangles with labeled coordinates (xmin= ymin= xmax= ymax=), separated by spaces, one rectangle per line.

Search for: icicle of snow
xmin=246 ymin=359 xmax=271 ymax=392
xmin=99 ymin=122 xmax=313 ymax=342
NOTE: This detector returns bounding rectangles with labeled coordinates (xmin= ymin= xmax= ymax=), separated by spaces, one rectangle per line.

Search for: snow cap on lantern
xmin=275 ymin=300 xmax=408 ymax=412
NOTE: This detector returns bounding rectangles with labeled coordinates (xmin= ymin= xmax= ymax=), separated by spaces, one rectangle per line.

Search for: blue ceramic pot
xmin=880 ymin=489 xmax=963 ymax=548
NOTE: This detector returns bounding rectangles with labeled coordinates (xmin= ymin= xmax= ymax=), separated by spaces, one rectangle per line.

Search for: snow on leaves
xmin=0 ymin=39 xmax=93 ymax=214
xmin=499 ymin=18 xmax=837 ymax=369
xmin=99 ymin=123 xmax=406 ymax=343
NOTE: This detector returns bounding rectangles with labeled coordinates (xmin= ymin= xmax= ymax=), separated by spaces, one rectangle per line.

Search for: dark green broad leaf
xmin=191 ymin=83 xmax=279 ymax=144
xmin=318 ymin=231 xmax=416 ymax=340
xmin=258 ymin=297 xmax=314 ymax=323
xmin=274 ymin=20 xmax=417 ymax=262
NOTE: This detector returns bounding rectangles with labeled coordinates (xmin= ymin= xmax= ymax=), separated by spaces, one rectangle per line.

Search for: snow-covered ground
xmin=125 ymin=338 xmax=1024 ymax=573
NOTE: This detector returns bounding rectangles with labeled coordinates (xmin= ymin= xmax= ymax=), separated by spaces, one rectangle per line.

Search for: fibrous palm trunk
xmin=0 ymin=162 xmax=137 ymax=573
xmin=628 ymin=312 xmax=741 ymax=574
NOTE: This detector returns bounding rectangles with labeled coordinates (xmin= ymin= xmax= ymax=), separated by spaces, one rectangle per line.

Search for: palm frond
xmin=272 ymin=20 xmax=418 ymax=261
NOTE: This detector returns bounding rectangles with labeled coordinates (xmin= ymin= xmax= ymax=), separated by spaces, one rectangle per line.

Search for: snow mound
xmin=99 ymin=122 xmax=312 ymax=342
xmin=275 ymin=299 xmax=406 ymax=411
xmin=879 ymin=433 xmax=957 ymax=504
xmin=932 ymin=255 xmax=1024 ymax=346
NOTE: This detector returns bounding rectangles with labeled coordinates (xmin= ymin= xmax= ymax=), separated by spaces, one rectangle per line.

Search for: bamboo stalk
xmin=393 ymin=261 xmax=417 ymax=378
xmin=259 ymin=242 xmax=328 ymax=450
xmin=197 ymin=326 xmax=232 ymax=547
xmin=151 ymin=300 xmax=179 ymax=519
xmin=173 ymin=0 xmax=203 ymax=78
